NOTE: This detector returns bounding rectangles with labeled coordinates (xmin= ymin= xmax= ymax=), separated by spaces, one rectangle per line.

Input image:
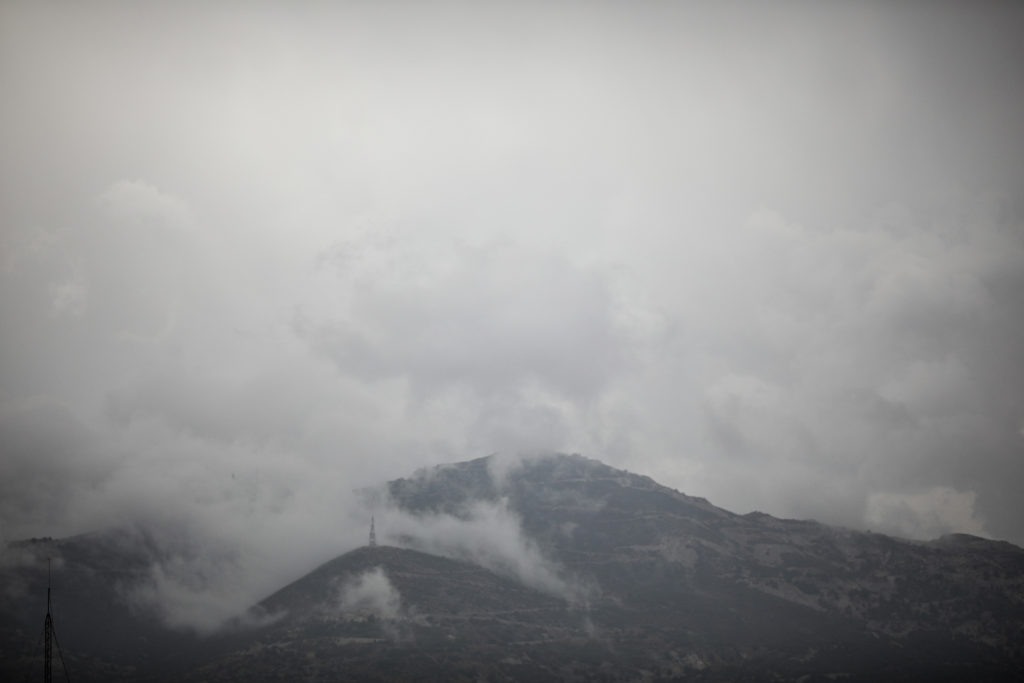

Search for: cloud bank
xmin=1 ymin=0 xmax=1023 ymax=618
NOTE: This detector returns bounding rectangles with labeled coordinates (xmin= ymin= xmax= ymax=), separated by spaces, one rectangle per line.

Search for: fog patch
xmin=865 ymin=487 xmax=988 ymax=541
xmin=337 ymin=567 xmax=403 ymax=621
xmin=485 ymin=450 xmax=539 ymax=490
xmin=107 ymin=495 xmax=371 ymax=636
xmin=378 ymin=497 xmax=589 ymax=604
xmin=118 ymin=528 xmax=253 ymax=635
xmin=125 ymin=563 xmax=243 ymax=635
xmin=0 ymin=539 xmax=64 ymax=602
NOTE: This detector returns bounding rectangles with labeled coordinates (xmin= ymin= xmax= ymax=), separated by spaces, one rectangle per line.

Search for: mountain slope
xmin=3 ymin=452 xmax=1023 ymax=680
xmin=189 ymin=545 xmax=594 ymax=682
xmin=381 ymin=453 xmax=1024 ymax=679
xmin=0 ymin=530 xmax=208 ymax=682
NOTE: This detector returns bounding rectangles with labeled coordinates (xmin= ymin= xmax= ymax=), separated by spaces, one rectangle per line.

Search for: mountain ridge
xmin=3 ymin=451 xmax=1023 ymax=681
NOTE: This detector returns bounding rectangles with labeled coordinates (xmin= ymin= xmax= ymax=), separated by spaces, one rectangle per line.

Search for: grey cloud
xmin=308 ymin=238 xmax=627 ymax=400
xmin=119 ymin=523 xmax=250 ymax=635
xmin=0 ymin=398 xmax=118 ymax=540
xmin=679 ymin=204 xmax=1024 ymax=542
xmin=2 ymin=0 xmax=1024 ymax=621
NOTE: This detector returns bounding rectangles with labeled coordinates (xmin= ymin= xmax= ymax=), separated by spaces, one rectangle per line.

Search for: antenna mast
xmin=369 ymin=516 xmax=377 ymax=547
xmin=44 ymin=559 xmax=52 ymax=683
xmin=41 ymin=557 xmax=69 ymax=683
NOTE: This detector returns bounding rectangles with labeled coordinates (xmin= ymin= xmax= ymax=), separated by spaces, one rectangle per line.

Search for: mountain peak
xmin=5 ymin=452 xmax=1024 ymax=681
xmin=383 ymin=451 xmax=727 ymax=520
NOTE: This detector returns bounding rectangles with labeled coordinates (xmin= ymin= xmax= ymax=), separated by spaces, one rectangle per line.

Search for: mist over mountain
xmin=4 ymin=1 xmax=1024 ymax=566
xmin=3 ymin=453 xmax=1022 ymax=681
xmin=5 ymin=3 xmax=1024 ymax=680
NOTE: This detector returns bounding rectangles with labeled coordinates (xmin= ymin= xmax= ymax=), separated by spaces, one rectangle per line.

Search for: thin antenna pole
xmin=369 ymin=516 xmax=377 ymax=547
xmin=44 ymin=559 xmax=52 ymax=683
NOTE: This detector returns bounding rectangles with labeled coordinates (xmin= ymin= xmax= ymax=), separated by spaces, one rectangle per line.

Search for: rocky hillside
xmin=382 ymin=453 xmax=1024 ymax=678
xmin=3 ymin=453 xmax=1023 ymax=681
xmin=188 ymin=545 xmax=596 ymax=682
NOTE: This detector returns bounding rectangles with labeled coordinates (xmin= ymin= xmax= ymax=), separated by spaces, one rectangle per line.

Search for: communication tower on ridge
xmin=42 ymin=558 xmax=69 ymax=682
xmin=369 ymin=516 xmax=377 ymax=547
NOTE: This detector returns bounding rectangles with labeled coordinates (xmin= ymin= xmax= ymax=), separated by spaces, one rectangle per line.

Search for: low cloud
xmin=368 ymin=454 xmax=593 ymax=604
xmin=0 ymin=540 xmax=63 ymax=602
xmin=381 ymin=499 xmax=585 ymax=603
xmin=0 ymin=397 xmax=119 ymax=540
xmin=866 ymin=487 xmax=988 ymax=541
xmin=126 ymin=559 xmax=248 ymax=635
xmin=669 ymin=204 xmax=1024 ymax=544
xmin=307 ymin=236 xmax=628 ymax=402
xmin=337 ymin=567 xmax=404 ymax=621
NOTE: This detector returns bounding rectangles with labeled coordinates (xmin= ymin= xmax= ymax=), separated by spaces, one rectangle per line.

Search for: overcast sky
xmin=3 ymin=0 xmax=1024 ymax=563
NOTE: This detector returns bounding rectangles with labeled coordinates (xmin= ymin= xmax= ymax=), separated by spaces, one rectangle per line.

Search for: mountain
xmin=3 ymin=452 xmax=1023 ymax=681
xmin=380 ymin=453 xmax=1024 ymax=679
xmin=0 ymin=529 xmax=210 ymax=682
xmin=187 ymin=545 xmax=596 ymax=682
